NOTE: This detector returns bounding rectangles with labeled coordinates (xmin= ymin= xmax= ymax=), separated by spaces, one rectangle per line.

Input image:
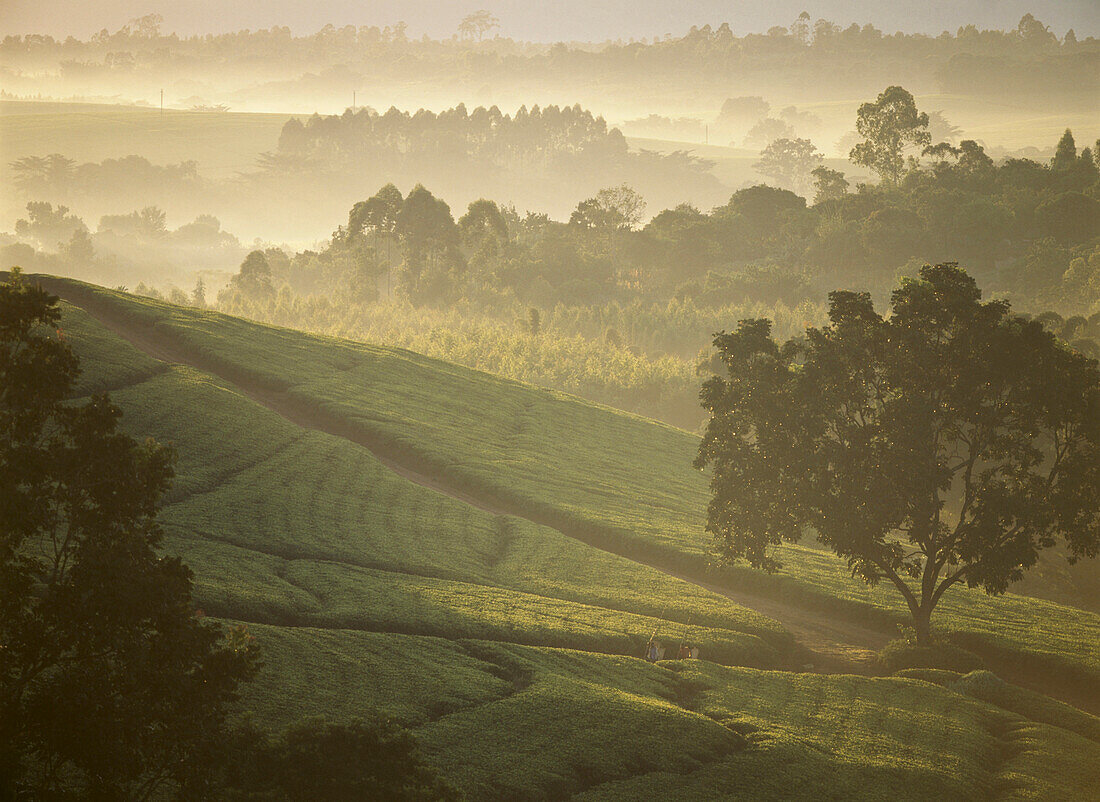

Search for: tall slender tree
xmin=849 ymin=86 xmax=930 ymax=184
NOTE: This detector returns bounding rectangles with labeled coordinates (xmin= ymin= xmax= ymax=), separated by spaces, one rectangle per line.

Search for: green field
xmin=225 ymin=629 xmax=1100 ymax=800
xmin=43 ymin=277 xmax=1100 ymax=798
xmin=52 ymin=279 xmax=1100 ymax=683
xmin=61 ymin=303 xmax=792 ymax=669
xmin=0 ymin=101 xmax=291 ymax=180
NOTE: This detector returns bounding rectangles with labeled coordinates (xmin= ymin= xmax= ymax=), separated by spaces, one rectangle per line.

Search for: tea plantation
xmin=43 ymin=277 xmax=1100 ymax=799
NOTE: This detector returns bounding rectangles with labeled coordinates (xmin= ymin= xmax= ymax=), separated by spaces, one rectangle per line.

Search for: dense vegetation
xmin=696 ymin=264 xmax=1100 ymax=644
xmin=7 ymin=100 xmax=1098 ymax=434
xmin=192 ymin=119 xmax=1100 ymax=429
xmin=263 ymin=103 xmax=723 ymax=215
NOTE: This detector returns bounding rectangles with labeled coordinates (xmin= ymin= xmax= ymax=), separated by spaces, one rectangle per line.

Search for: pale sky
xmin=1 ymin=1 xmax=1096 ymax=42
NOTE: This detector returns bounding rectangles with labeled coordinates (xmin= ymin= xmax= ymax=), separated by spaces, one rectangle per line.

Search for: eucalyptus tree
xmin=849 ymin=86 xmax=930 ymax=184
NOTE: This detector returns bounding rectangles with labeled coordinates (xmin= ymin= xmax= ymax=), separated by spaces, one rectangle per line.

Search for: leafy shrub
xmin=948 ymin=671 xmax=1100 ymax=743
xmin=892 ymin=668 xmax=963 ymax=685
xmin=877 ymin=639 xmax=984 ymax=674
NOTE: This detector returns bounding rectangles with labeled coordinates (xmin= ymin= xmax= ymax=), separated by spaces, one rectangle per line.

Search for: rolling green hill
xmin=0 ymin=101 xmax=291 ymax=180
xmin=35 ymin=275 xmax=1100 ymax=798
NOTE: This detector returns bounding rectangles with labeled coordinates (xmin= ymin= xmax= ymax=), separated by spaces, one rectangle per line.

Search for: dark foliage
xmin=695 ymin=264 xmax=1100 ymax=644
xmin=218 ymin=718 xmax=460 ymax=801
xmin=0 ymin=269 xmax=259 ymax=799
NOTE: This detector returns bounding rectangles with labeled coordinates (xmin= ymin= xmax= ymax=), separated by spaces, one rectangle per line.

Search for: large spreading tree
xmin=695 ymin=264 xmax=1100 ymax=645
xmin=0 ymin=270 xmax=259 ymax=798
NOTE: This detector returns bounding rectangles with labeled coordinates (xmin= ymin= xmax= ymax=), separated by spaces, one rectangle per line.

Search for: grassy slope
xmin=52 ymin=282 xmax=1100 ymax=798
xmin=223 ymin=628 xmax=1100 ymax=801
xmin=53 ymin=279 xmax=1100 ymax=689
xmin=64 ymin=302 xmax=790 ymax=669
xmin=576 ymin=661 xmax=1100 ymax=801
xmin=0 ymin=102 xmax=290 ymax=180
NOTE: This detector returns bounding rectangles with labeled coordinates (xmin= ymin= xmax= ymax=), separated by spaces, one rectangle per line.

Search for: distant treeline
xmin=223 ymin=127 xmax=1100 ymax=315
xmin=11 ymin=124 xmax=1098 ymax=322
xmin=9 ymin=154 xmax=203 ymax=210
xmin=279 ymin=103 xmax=643 ymax=167
xmin=8 ymin=104 xmax=1099 ymax=427
xmin=193 ymin=125 xmax=1100 ymax=427
xmin=2 ymin=12 xmax=1096 ymax=105
xmin=3 ymin=102 xmax=726 ymax=233
xmin=3 ymin=201 xmax=242 ymax=288
xmin=264 ymin=103 xmax=721 ymax=214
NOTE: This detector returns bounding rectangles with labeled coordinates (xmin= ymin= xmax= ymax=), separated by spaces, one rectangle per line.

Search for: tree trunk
xmin=912 ymin=605 xmax=933 ymax=646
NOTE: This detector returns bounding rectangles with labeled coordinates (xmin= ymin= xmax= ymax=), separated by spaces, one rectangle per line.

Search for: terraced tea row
xmin=60 ymin=301 xmax=793 ymax=669
xmin=233 ymin=626 xmax=1100 ymax=801
xmin=48 ymin=278 xmax=1100 ymax=697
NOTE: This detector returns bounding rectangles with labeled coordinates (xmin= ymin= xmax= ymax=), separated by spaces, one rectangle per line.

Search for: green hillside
xmin=0 ymin=102 xmax=291 ymax=180
xmin=50 ymin=279 xmax=1100 ymax=683
xmin=39 ymin=275 xmax=1100 ymax=798
xmin=61 ymin=301 xmax=790 ymax=666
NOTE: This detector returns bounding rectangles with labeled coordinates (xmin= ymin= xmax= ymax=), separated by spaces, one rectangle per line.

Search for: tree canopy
xmin=849 ymin=85 xmax=931 ymax=184
xmin=0 ymin=270 xmax=259 ymax=798
xmin=695 ymin=264 xmax=1100 ymax=644
xmin=570 ymin=184 xmax=647 ymax=232
xmin=753 ymin=137 xmax=823 ymax=195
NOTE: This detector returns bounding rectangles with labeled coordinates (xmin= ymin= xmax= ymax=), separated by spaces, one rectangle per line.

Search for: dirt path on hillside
xmin=51 ymin=284 xmax=894 ymax=676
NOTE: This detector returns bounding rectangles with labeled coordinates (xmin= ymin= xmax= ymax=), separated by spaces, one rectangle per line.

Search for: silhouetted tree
xmin=743 ymin=117 xmax=795 ymax=149
xmin=396 ymin=185 xmax=461 ymax=301
xmin=458 ymin=10 xmax=500 ymax=41
xmin=1052 ymin=129 xmax=1078 ymax=172
xmin=810 ymin=166 xmax=849 ymax=204
xmin=0 ymin=270 xmax=259 ymax=798
xmin=1015 ymin=13 xmax=1057 ymax=47
xmin=790 ymin=11 xmax=812 ymax=44
xmin=721 ymin=185 xmax=806 ymax=229
xmin=569 ymin=185 xmax=646 ymax=232
xmin=717 ymin=96 xmax=769 ymax=126
xmin=229 ymin=250 xmax=277 ymax=300
xmin=14 ymin=202 xmax=87 ymax=249
xmin=696 ymin=264 xmax=1100 ymax=646
xmin=9 ymin=154 xmax=76 ymax=196
xmin=926 ymin=111 xmax=964 ymax=145
xmin=754 ymin=138 xmax=823 ymax=195
xmin=348 ymin=184 xmax=403 ymax=242
xmin=458 ymin=199 xmax=509 ymax=247
xmin=849 ymin=86 xmax=930 ymax=184
xmin=1035 ymin=193 xmax=1100 ymax=243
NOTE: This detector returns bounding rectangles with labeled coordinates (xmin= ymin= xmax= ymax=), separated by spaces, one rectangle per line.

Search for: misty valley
xmin=2 ymin=6 xmax=1099 ymax=801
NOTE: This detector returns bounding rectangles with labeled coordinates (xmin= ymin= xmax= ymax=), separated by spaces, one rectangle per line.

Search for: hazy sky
xmin=1 ymin=1 xmax=1097 ymax=41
